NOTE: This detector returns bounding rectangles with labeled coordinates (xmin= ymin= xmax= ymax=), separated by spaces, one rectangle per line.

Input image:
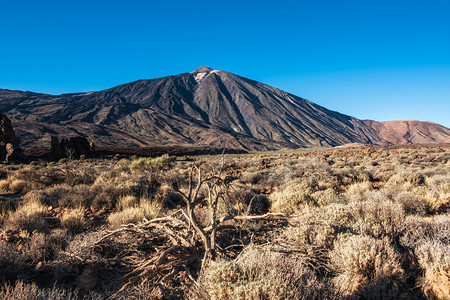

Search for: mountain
xmin=0 ymin=67 xmax=448 ymax=150
xmin=363 ymin=120 xmax=450 ymax=145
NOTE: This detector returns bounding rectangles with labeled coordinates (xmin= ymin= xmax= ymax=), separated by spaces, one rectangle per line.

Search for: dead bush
xmin=22 ymin=230 xmax=68 ymax=263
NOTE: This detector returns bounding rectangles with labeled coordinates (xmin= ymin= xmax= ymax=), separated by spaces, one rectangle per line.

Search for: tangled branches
xmin=92 ymin=158 xmax=288 ymax=298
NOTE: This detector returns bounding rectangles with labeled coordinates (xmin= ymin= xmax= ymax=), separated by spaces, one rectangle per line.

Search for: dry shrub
xmin=108 ymin=198 xmax=161 ymax=228
xmin=21 ymin=230 xmax=68 ymax=263
xmin=287 ymin=199 xmax=406 ymax=257
xmin=0 ymin=196 xmax=16 ymax=227
xmin=418 ymin=174 xmax=450 ymax=213
xmin=0 ymin=280 xmax=92 ymax=300
xmin=240 ymin=164 xmax=296 ymax=188
xmin=8 ymin=179 xmax=33 ymax=194
xmin=218 ymin=188 xmax=269 ymax=217
xmin=385 ymin=172 xmax=425 ymax=188
xmin=288 ymin=204 xmax=351 ymax=250
xmin=6 ymin=198 xmax=48 ymax=232
xmin=270 ymin=180 xmax=315 ymax=214
xmin=400 ymin=214 xmax=450 ymax=250
xmin=60 ymin=207 xmax=86 ymax=234
xmin=331 ymin=235 xmax=405 ymax=299
xmin=415 ymin=240 xmax=450 ymax=300
xmin=394 ymin=191 xmax=427 ymax=215
xmin=40 ymin=183 xmax=130 ymax=210
xmin=345 ymin=181 xmax=373 ymax=202
xmin=44 ymin=184 xmax=89 ymax=208
xmin=312 ymin=188 xmax=344 ymax=206
xmin=0 ymin=179 xmax=10 ymax=192
xmin=0 ymin=241 xmax=27 ymax=283
xmin=348 ymin=200 xmax=406 ymax=240
xmin=188 ymin=247 xmax=338 ymax=300
xmin=239 ymin=168 xmax=266 ymax=185
xmin=129 ymin=154 xmax=175 ymax=173
xmin=116 ymin=195 xmax=139 ymax=210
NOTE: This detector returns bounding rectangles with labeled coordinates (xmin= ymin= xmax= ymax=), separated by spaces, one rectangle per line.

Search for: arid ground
xmin=0 ymin=144 xmax=449 ymax=299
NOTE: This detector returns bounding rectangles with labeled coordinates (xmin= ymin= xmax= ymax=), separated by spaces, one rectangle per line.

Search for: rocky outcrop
xmin=50 ymin=136 xmax=95 ymax=159
xmin=0 ymin=114 xmax=24 ymax=162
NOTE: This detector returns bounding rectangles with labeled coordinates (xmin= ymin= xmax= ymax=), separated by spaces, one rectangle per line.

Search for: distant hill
xmin=0 ymin=67 xmax=448 ymax=150
xmin=363 ymin=120 xmax=450 ymax=145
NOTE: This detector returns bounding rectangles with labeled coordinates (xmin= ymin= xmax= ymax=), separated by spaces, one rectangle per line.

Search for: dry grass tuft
xmin=6 ymin=198 xmax=48 ymax=232
xmin=60 ymin=207 xmax=86 ymax=234
xmin=108 ymin=197 xmax=162 ymax=228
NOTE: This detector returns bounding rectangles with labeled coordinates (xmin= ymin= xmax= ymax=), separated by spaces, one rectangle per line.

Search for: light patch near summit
xmin=195 ymin=72 xmax=207 ymax=82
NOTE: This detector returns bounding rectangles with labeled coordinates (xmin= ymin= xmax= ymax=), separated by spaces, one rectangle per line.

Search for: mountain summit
xmin=0 ymin=68 xmax=449 ymax=150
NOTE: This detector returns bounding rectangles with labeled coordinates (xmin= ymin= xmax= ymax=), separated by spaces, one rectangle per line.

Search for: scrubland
xmin=0 ymin=145 xmax=449 ymax=299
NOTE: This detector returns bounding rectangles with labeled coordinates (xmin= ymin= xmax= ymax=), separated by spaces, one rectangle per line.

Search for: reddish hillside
xmin=363 ymin=120 xmax=450 ymax=144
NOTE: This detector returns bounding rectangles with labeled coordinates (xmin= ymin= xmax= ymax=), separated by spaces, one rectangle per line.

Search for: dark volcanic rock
xmin=50 ymin=136 xmax=95 ymax=159
xmin=0 ymin=114 xmax=24 ymax=161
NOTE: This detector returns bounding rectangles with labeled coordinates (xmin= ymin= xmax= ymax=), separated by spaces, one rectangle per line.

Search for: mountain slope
xmin=364 ymin=120 xmax=450 ymax=144
xmin=0 ymin=67 xmax=448 ymax=150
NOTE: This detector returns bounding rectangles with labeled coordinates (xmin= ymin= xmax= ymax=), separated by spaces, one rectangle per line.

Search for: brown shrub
xmin=414 ymin=240 xmax=450 ymax=300
xmin=6 ymin=198 xmax=48 ymax=232
xmin=394 ymin=191 xmax=427 ymax=215
xmin=312 ymin=188 xmax=344 ymax=206
xmin=270 ymin=180 xmax=315 ymax=214
xmin=60 ymin=208 xmax=86 ymax=234
xmin=8 ymin=179 xmax=34 ymax=194
xmin=345 ymin=182 xmax=373 ymax=202
xmin=188 ymin=247 xmax=338 ymax=300
xmin=331 ymin=235 xmax=405 ymax=299
xmin=21 ymin=230 xmax=68 ymax=263
xmin=348 ymin=200 xmax=406 ymax=240
xmin=0 ymin=280 xmax=94 ymax=300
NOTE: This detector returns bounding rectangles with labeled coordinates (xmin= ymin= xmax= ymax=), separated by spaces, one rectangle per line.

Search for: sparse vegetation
xmin=0 ymin=146 xmax=449 ymax=299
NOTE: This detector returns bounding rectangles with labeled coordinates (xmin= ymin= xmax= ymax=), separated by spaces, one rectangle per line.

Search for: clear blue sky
xmin=1 ymin=0 xmax=449 ymax=127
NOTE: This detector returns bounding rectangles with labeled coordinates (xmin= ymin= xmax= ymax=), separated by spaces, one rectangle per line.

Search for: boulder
xmin=77 ymin=266 xmax=100 ymax=291
xmin=50 ymin=136 xmax=95 ymax=159
xmin=0 ymin=114 xmax=24 ymax=162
